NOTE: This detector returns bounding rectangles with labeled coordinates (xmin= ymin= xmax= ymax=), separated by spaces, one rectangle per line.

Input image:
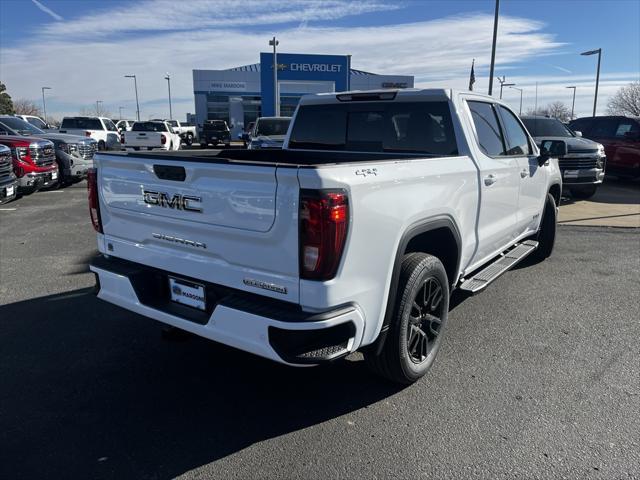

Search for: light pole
xmin=119 ymin=107 xmax=125 ymax=120
xmin=580 ymin=48 xmax=601 ymax=117
xmin=496 ymin=76 xmax=515 ymax=99
xmin=124 ymin=74 xmax=140 ymax=121
xmin=96 ymin=100 xmax=103 ymax=116
xmin=41 ymin=87 xmax=51 ymax=123
xmin=488 ymin=0 xmax=500 ymax=96
xmin=164 ymin=73 xmax=172 ymax=119
xmin=566 ymin=86 xmax=577 ymax=119
xmin=509 ymin=86 xmax=523 ymax=115
xmin=269 ymin=36 xmax=280 ymax=116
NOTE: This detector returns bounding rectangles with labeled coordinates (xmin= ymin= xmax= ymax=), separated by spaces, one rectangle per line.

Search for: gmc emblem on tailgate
xmin=143 ymin=190 xmax=203 ymax=213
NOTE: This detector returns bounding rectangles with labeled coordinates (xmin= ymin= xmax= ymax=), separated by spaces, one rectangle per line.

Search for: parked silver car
xmin=0 ymin=116 xmax=97 ymax=185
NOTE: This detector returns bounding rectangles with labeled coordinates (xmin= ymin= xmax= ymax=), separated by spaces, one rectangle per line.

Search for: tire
xmin=364 ymin=253 xmax=449 ymax=384
xmin=185 ymin=133 xmax=193 ymax=146
xmin=532 ymin=193 xmax=557 ymax=261
xmin=199 ymin=142 xmax=207 ymax=149
xmin=569 ymin=185 xmax=597 ymax=199
xmin=98 ymin=140 xmax=106 ymax=151
xmin=224 ymin=142 xmax=230 ymax=148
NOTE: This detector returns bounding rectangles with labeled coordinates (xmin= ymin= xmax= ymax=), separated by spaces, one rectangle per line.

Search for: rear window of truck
xmin=289 ymin=101 xmax=458 ymax=155
xmin=131 ymin=122 xmax=168 ymax=132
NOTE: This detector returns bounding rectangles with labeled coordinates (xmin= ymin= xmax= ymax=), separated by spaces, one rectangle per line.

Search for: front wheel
xmin=365 ymin=253 xmax=449 ymax=384
xmin=184 ymin=133 xmax=193 ymax=146
xmin=532 ymin=193 xmax=557 ymax=261
xmin=98 ymin=140 xmax=106 ymax=151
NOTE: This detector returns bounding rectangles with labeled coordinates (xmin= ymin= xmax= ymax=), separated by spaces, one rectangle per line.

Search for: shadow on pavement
xmin=560 ymin=177 xmax=640 ymax=206
xmin=0 ymin=288 xmax=403 ymax=479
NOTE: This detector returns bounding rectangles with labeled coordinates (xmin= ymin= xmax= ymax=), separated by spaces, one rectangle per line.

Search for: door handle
xmin=520 ymin=169 xmax=528 ymax=178
xmin=484 ymin=174 xmax=497 ymax=186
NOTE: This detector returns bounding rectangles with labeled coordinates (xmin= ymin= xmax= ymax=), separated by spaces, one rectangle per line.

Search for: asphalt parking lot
xmin=1 ymin=179 xmax=639 ymax=479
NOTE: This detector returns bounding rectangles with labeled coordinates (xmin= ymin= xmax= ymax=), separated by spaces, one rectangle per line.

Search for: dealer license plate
xmin=5 ymin=185 xmax=14 ymax=197
xmin=564 ymin=170 xmax=579 ymax=179
xmin=51 ymin=171 xmax=58 ymax=180
xmin=169 ymin=277 xmax=206 ymax=311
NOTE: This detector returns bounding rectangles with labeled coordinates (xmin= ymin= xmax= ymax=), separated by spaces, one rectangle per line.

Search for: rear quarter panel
xmin=298 ymin=154 xmax=479 ymax=346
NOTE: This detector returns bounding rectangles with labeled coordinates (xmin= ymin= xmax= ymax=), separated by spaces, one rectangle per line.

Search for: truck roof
xmin=299 ymin=88 xmax=497 ymax=106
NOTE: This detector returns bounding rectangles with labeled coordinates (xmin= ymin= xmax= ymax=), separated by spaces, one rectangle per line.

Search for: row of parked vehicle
xmin=522 ymin=115 xmax=639 ymax=198
xmin=0 ymin=115 xmax=98 ymax=204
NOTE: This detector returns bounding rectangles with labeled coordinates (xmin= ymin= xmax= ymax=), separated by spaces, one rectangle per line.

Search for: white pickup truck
xmin=58 ymin=116 xmax=120 ymax=151
xmin=89 ymin=89 xmax=565 ymax=384
xmin=166 ymin=120 xmax=198 ymax=146
xmin=122 ymin=121 xmax=181 ymax=151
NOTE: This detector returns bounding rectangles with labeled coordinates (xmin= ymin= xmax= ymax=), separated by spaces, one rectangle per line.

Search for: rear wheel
xmin=532 ymin=193 xmax=557 ymax=261
xmin=185 ymin=133 xmax=193 ymax=146
xmin=98 ymin=140 xmax=105 ymax=151
xmin=365 ymin=253 xmax=449 ymax=384
xmin=569 ymin=185 xmax=597 ymax=199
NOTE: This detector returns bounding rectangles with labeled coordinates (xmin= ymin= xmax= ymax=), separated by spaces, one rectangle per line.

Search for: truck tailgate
xmin=96 ymin=153 xmax=300 ymax=302
xmin=124 ymin=131 xmax=164 ymax=147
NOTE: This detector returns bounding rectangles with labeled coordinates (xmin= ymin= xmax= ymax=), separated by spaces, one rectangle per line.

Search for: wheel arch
xmin=549 ymin=182 xmax=561 ymax=206
xmin=368 ymin=216 xmax=462 ymax=355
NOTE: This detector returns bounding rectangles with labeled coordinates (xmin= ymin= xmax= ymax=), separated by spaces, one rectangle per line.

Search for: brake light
xmin=87 ymin=168 xmax=103 ymax=233
xmin=161 ymin=134 xmax=166 ymax=145
xmin=299 ymin=189 xmax=349 ymax=280
xmin=85 ymin=131 xmax=91 ymax=137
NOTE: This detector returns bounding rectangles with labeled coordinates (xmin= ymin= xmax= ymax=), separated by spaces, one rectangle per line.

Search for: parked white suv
xmin=89 ymin=89 xmax=564 ymax=383
xmin=122 ymin=121 xmax=181 ymax=151
xmin=58 ymin=116 xmax=120 ymax=150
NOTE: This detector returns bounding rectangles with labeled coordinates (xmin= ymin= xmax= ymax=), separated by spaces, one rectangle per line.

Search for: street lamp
xmin=566 ymin=86 xmax=577 ymax=119
xmin=496 ymin=76 xmax=515 ymax=99
xmin=269 ymin=36 xmax=280 ymax=116
xmin=580 ymin=48 xmax=602 ymax=117
xmin=124 ymin=74 xmax=140 ymax=121
xmin=41 ymin=87 xmax=51 ymax=123
xmin=509 ymin=86 xmax=523 ymax=115
xmin=488 ymin=0 xmax=500 ymax=96
xmin=164 ymin=73 xmax=172 ymax=120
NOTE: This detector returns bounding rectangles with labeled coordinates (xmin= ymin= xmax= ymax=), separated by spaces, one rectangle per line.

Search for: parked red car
xmin=569 ymin=116 xmax=640 ymax=178
xmin=0 ymin=135 xmax=59 ymax=193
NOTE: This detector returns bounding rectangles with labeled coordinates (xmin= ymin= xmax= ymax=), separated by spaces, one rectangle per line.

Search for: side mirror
xmin=538 ymin=139 xmax=568 ymax=166
xmin=574 ymin=130 xmax=582 ymax=137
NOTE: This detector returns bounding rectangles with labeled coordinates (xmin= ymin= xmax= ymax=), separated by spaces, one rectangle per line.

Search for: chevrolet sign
xmin=290 ymin=63 xmax=342 ymax=73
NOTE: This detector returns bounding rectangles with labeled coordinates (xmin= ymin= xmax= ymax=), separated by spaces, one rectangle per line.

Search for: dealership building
xmin=192 ymin=53 xmax=414 ymax=137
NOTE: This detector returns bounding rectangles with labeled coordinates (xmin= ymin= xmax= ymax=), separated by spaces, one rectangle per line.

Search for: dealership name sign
xmin=289 ymin=63 xmax=342 ymax=73
xmin=211 ymin=82 xmax=246 ymax=91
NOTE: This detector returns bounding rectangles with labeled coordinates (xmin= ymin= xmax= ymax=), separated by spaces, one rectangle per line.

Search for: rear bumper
xmin=90 ymin=255 xmax=364 ymax=365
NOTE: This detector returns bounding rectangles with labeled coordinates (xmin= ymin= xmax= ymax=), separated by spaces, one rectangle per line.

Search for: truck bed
xmin=101 ymin=148 xmax=441 ymax=167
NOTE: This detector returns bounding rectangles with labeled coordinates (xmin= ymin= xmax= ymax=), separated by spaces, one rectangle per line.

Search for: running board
xmin=459 ymin=240 xmax=538 ymax=294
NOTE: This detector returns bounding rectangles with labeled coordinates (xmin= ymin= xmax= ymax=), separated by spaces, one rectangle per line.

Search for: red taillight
xmin=87 ymin=168 xmax=103 ymax=233
xmin=299 ymin=189 xmax=349 ymax=280
xmin=85 ymin=131 xmax=91 ymax=137
xmin=161 ymin=134 xmax=166 ymax=145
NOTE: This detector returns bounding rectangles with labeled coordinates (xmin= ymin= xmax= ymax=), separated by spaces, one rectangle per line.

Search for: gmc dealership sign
xmin=290 ymin=63 xmax=343 ymax=73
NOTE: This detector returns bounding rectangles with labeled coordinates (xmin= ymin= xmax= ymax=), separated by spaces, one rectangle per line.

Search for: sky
xmin=0 ymin=0 xmax=639 ymax=121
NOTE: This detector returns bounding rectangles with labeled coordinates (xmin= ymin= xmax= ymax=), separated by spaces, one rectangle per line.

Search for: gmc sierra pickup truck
xmin=89 ymin=89 xmax=565 ymax=384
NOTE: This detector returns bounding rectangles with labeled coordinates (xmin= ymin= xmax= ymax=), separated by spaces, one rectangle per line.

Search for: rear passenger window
xmin=468 ymin=101 xmax=505 ymax=156
xmin=498 ymin=106 xmax=532 ymax=155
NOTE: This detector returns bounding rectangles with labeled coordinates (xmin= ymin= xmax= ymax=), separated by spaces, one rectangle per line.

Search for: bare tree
xmin=525 ymin=107 xmax=550 ymax=117
xmin=546 ymin=101 xmax=571 ymax=122
xmin=607 ymin=81 xmax=640 ymax=116
xmin=79 ymin=105 xmax=113 ymax=118
xmin=525 ymin=102 xmax=571 ymax=122
xmin=13 ymin=98 xmax=43 ymax=116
